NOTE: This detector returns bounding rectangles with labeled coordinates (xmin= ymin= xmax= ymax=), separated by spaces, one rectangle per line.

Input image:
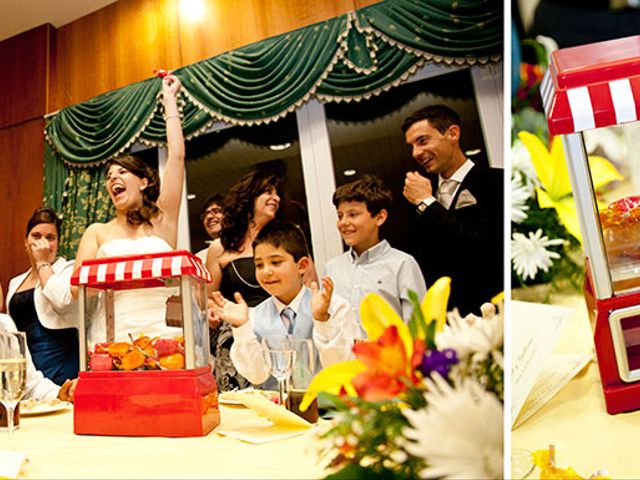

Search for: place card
xmin=0 ymin=450 xmax=27 ymax=479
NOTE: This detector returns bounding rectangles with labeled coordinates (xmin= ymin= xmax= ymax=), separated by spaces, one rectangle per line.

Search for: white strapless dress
xmin=88 ymin=236 xmax=182 ymax=343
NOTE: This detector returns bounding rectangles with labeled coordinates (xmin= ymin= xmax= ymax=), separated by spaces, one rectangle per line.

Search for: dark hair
xmin=107 ymin=155 xmax=160 ymax=226
xmin=200 ymin=193 xmax=224 ymax=219
xmin=220 ymin=170 xmax=282 ymax=252
xmin=332 ymin=175 xmax=393 ymax=216
xmin=401 ymin=105 xmax=461 ymax=134
xmin=26 ymin=207 xmax=61 ymax=238
xmin=253 ymin=221 xmax=309 ymax=262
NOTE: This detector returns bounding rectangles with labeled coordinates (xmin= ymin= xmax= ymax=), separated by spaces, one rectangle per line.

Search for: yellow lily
xmin=299 ymin=278 xmax=451 ymax=411
xmin=420 ymin=276 xmax=451 ymax=333
xmin=517 ymin=131 xmax=623 ymax=244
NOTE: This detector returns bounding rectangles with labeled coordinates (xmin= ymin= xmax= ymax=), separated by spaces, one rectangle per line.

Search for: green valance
xmin=43 ymin=0 xmax=502 ymax=257
xmin=44 ymin=0 xmax=502 ymax=166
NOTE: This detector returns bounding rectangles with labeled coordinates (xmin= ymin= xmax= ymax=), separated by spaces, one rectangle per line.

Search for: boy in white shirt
xmin=326 ymin=175 xmax=426 ymax=328
xmin=210 ymin=221 xmax=356 ymax=386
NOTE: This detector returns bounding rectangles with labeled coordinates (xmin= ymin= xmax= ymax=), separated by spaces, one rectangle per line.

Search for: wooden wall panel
xmin=178 ymin=0 xmax=356 ymax=66
xmin=49 ymin=0 xmax=181 ymax=111
xmin=0 ymin=119 xmax=45 ymax=306
xmin=0 ymin=25 xmax=49 ymax=129
xmin=48 ymin=0 xmax=375 ymax=112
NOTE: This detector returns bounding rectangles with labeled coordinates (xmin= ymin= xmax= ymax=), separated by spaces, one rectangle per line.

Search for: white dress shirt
xmin=325 ymin=240 xmax=427 ymax=328
xmin=230 ymin=286 xmax=357 ymax=386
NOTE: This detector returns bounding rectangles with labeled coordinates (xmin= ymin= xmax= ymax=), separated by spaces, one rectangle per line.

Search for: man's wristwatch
xmin=416 ymin=196 xmax=435 ymax=214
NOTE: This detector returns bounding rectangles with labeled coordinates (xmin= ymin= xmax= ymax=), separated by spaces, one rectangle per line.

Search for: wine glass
xmin=0 ymin=331 xmax=27 ymax=447
xmin=261 ymin=336 xmax=295 ymax=406
xmin=511 ymin=447 xmax=535 ymax=479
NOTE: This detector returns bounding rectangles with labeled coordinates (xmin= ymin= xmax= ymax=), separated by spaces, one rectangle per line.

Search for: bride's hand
xmin=162 ymin=75 xmax=181 ymax=98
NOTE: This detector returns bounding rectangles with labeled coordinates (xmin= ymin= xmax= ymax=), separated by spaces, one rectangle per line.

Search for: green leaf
xmin=407 ymin=290 xmax=428 ymax=340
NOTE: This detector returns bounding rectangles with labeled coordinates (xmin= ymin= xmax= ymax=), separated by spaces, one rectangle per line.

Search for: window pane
xmin=325 ymin=68 xmax=489 ymax=256
xmin=184 ymin=114 xmax=312 ymax=254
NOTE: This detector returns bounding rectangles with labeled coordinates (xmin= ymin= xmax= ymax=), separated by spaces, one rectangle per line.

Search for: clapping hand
xmin=211 ymin=291 xmax=249 ymax=327
xmin=311 ymin=276 xmax=333 ymax=322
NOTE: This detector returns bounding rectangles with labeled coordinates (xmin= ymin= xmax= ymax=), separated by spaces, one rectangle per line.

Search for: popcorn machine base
xmin=74 ymin=365 xmax=219 ymax=437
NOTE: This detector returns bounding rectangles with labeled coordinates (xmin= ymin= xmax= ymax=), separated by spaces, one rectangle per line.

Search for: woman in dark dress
xmin=205 ymin=170 xmax=282 ymax=391
xmin=6 ymin=207 xmax=79 ymax=385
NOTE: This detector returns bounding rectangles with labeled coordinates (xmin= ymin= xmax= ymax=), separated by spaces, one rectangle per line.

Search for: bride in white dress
xmin=73 ymin=75 xmax=185 ymax=344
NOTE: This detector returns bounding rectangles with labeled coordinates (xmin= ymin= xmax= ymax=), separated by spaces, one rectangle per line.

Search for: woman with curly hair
xmin=205 ymin=170 xmax=282 ymax=391
xmin=72 ymin=75 xmax=185 ymax=343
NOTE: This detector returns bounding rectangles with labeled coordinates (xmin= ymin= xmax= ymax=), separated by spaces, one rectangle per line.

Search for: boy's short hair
xmin=253 ymin=221 xmax=310 ymax=262
xmin=401 ymin=104 xmax=461 ymax=134
xmin=332 ymin=175 xmax=393 ymax=216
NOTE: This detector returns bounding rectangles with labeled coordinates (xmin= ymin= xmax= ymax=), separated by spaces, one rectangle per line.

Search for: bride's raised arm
xmin=156 ymin=75 xmax=185 ymax=242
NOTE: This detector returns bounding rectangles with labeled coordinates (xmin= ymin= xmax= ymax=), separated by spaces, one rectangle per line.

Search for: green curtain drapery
xmin=43 ymin=0 xmax=502 ymax=255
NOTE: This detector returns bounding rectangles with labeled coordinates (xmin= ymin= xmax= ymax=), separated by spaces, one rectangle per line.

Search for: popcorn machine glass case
xmin=70 ymin=250 xmax=219 ymax=436
xmin=542 ymin=35 xmax=640 ymax=414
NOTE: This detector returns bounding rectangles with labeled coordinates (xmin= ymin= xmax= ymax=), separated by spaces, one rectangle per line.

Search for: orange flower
xmin=351 ymin=326 xmax=423 ymax=402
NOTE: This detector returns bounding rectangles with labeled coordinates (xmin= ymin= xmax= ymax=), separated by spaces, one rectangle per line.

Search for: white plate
xmin=20 ymin=400 xmax=72 ymax=416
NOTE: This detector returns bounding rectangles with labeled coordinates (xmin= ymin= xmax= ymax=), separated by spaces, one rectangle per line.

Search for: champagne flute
xmin=0 ymin=331 xmax=27 ymax=447
xmin=261 ymin=336 xmax=295 ymax=406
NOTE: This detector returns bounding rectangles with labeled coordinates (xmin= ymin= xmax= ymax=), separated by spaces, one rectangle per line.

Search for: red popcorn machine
xmin=541 ymin=35 xmax=640 ymax=414
xmin=70 ymin=250 xmax=220 ymax=436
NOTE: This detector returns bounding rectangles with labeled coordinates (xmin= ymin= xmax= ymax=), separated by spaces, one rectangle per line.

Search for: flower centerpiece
xmin=300 ymin=278 xmax=504 ymax=479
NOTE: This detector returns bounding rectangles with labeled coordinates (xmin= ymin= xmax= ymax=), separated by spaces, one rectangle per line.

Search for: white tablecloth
xmin=512 ymin=294 xmax=640 ymax=479
xmin=11 ymin=404 xmax=326 ymax=479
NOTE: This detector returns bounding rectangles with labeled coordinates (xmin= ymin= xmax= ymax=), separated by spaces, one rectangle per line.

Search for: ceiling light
xmin=187 ymin=193 xmax=197 ymax=200
xmin=269 ymin=143 xmax=291 ymax=151
xmin=465 ymin=148 xmax=482 ymax=156
xmin=343 ymin=169 xmax=357 ymax=177
xmin=179 ymin=0 xmax=206 ymax=22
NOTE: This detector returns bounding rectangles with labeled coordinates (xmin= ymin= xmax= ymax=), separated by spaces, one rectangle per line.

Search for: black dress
xmin=10 ymin=289 xmax=79 ymax=386
xmin=210 ymin=257 xmax=269 ymax=392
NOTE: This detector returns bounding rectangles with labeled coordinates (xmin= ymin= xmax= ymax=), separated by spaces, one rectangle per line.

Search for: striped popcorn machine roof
xmin=71 ymin=250 xmax=212 ymax=290
xmin=541 ymin=35 xmax=640 ymax=136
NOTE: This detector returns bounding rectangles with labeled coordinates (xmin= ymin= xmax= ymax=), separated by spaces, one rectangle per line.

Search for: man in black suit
xmin=402 ymin=105 xmax=503 ymax=315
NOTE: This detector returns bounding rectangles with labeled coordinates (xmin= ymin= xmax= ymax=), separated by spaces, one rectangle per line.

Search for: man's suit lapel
xmin=450 ymin=165 xmax=477 ymax=209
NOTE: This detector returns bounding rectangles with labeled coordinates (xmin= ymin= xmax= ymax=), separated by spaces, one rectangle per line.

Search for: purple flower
xmin=419 ymin=348 xmax=458 ymax=378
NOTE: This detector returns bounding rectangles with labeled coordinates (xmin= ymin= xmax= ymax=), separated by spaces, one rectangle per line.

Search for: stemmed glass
xmin=0 ymin=331 xmax=27 ymax=448
xmin=261 ymin=336 xmax=295 ymax=406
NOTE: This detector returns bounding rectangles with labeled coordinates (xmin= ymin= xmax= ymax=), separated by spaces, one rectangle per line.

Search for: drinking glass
xmin=261 ymin=336 xmax=295 ymax=406
xmin=286 ymin=338 xmax=319 ymax=422
xmin=511 ymin=447 xmax=535 ymax=479
xmin=0 ymin=331 xmax=27 ymax=447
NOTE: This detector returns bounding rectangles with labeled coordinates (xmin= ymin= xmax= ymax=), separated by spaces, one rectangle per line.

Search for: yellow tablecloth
xmin=512 ymin=294 xmax=640 ymax=479
xmin=11 ymin=404 xmax=326 ymax=479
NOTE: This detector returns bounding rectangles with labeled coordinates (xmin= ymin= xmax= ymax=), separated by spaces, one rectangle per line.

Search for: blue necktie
xmin=281 ymin=307 xmax=296 ymax=335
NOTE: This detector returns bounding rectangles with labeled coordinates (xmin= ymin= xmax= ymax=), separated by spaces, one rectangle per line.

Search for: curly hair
xmin=26 ymin=206 xmax=61 ymax=238
xmin=220 ymin=170 xmax=282 ymax=252
xmin=332 ymin=174 xmax=393 ymax=216
xmin=107 ymin=155 xmax=161 ymax=226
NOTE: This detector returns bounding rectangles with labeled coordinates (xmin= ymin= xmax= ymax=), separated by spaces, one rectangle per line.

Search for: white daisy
xmin=511 ymin=229 xmax=565 ymax=281
xmin=511 ymin=140 xmax=540 ymax=190
xmin=403 ymin=374 xmax=503 ymax=479
xmin=436 ymin=303 xmax=503 ymax=367
xmin=511 ymin=174 xmax=531 ymax=224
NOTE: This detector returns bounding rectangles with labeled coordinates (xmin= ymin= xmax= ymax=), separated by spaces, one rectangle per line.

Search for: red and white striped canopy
xmin=541 ymin=35 xmax=640 ymax=136
xmin=71 ymin=250 xmax=211 ymax=290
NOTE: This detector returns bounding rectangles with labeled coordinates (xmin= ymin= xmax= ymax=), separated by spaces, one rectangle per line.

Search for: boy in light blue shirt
xmin=211 ymin=221 xmax=357 ymax=386
xmin=326 ymin=175 xmax=426 ymax=328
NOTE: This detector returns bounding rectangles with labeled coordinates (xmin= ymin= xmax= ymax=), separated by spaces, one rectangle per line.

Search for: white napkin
xmin=0 ymin=450 xmax=27 ymax=479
